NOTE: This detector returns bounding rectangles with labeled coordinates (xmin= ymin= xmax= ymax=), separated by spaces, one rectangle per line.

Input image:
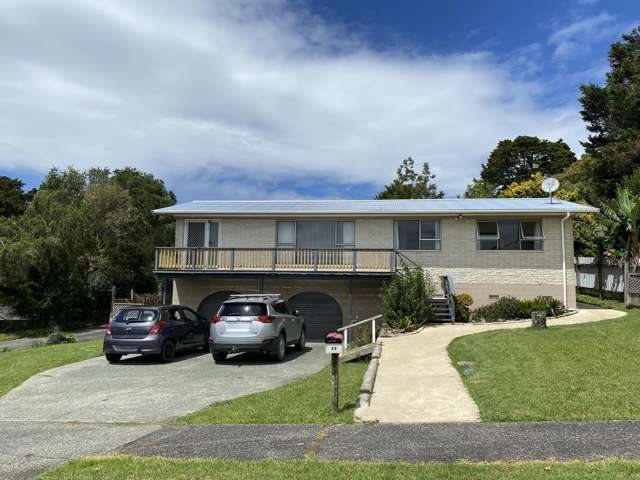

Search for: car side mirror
xmin=294 ymin=309 xmax=301 ymax=316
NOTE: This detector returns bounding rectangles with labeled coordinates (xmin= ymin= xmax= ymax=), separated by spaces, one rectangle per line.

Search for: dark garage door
xmin=288 ymin=292 xmax=342 ymax=341
xmin=198 ymin=291 xmax=239 ymax=320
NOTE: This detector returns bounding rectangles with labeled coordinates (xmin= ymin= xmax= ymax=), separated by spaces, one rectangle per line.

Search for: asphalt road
xmin=0 ymin=327 xmax=105 ymax=352
xmin=118 ymin=421 xmax=640 ymax=464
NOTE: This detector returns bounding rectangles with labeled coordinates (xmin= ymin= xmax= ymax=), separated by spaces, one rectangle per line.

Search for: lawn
xmin=577 ymin=293 xmax=627 ymax=311
xmin=38 ymin=456 xmax=640 ymax=480
xmin=177 ymin=361 xmax=367 ymax=425
xmin=448 ymin=306 xmax=640 ymax=422
xmin=0 ymin=340 xmax=102 ymax=397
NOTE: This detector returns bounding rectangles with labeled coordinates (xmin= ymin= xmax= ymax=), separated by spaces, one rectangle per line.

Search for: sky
xmin=0 ymin=0 xmax=638 ymax=201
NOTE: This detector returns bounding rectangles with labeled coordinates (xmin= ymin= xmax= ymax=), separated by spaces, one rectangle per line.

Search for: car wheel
xmin=212 ymin=351 xmax=227 ymax=363
xmin=294 ymin=328 xmax=306 ymax=351
xmin=272 ymin=333 xmax=286 ymax=362
xmin=160 ymin=341 xmax=175 ymax=363
xmin=105 ymin=353 xmax=122 ymax=363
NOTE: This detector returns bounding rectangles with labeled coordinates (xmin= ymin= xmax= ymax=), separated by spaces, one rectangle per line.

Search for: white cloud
xmin=548 ymin=12 xmax=618 ymax=60
xmin=0 ymin=0 xmax=587 ymax=199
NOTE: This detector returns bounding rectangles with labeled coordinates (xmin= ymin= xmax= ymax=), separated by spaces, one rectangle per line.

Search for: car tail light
xmin=257 ymin=315 xmax=276 ymax=323
xmin=148 ymin=320 xmax=166 ymax=335
xmin=105 ymin=323 xmax=112 ymax=334
xmin=211 ymin=315 xmax=221 ymax=324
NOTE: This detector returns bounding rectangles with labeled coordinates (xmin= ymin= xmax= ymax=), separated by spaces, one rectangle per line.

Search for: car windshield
xmin=219 ymin=303 xmax=267 ymax=317
xmin=114 ymin=308 xmax=158 ymax=323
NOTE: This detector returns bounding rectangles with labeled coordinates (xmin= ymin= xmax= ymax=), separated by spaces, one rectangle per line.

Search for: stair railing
xmin=440 ymin=275 xmax=456 ymax=324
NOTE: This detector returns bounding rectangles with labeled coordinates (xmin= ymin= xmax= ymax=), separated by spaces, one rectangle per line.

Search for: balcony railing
xmin=154 ymin=247 xmax=396 ymax=274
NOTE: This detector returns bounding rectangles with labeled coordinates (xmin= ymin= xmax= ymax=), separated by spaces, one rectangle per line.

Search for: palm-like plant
xmin=599 ymin=187 xmax=640 ymax=270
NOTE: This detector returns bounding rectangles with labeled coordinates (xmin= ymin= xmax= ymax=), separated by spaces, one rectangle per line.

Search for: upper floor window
xmin=185 ymin=220 xmax=219 ymax=248
xmin=276 ymin=220 xmax=355 ymax=248
xmin=396 ymin=220 xmax=441 ymax=250
xmin=476 ymin=220 xmax=544 ymax=251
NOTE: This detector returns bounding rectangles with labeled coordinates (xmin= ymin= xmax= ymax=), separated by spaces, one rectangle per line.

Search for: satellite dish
xmin=541 ymin=177 xmax=560 ymax=204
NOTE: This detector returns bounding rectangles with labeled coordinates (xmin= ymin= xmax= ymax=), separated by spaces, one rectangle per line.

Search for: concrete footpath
xmin=356 ymin=307 xmax=626 ymax=423
xmin=120 ymin=421 xmax=640 ymax=463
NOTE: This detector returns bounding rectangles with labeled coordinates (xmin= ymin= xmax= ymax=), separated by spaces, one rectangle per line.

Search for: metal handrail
xmin=337 ymin=314 xmax=383 ymax=350
xmin=440 ymin=275 xmax=456 ymax=324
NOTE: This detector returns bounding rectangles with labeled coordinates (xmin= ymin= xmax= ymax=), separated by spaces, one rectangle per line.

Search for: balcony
xmin=154 ymin=247 xmax=396 ymax=275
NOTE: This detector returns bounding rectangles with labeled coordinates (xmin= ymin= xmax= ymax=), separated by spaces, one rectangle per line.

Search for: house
xmin=153 ymin=198 xmax=597 ymax=340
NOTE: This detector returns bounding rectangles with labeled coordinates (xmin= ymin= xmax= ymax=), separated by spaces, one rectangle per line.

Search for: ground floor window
xmin=476 ymin=220 xmax=544 ymax=251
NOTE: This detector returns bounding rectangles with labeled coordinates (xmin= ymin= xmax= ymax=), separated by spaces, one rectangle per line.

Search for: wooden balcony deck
xmin=154 ymin=247 xmax=396 ymax=274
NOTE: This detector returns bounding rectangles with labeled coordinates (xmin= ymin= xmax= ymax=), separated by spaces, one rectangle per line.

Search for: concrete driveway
xmin=0 ymin=344 xmax=327 ymax=423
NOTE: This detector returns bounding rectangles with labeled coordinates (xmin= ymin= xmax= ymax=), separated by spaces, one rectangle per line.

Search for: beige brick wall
xmin=170 ymin=215 xmax=577 ymax=308
xmin=172 ymin=276 xmax=384 ymax=325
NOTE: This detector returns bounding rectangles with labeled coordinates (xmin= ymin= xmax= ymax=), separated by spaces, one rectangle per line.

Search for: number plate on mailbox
xmin=325 ymin=344 xmax=343 ymax=354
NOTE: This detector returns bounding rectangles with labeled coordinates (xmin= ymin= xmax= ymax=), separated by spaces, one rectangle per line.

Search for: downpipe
xmin=561 ymin=212 xmax=571 ymax=308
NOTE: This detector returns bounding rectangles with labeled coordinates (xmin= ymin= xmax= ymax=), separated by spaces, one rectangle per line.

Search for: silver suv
xmin=209 ymin=294 xmax=306 ymax=363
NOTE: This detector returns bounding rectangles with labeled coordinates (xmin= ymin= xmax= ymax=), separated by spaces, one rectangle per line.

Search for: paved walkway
xmin=356 ymin=307 xmax=626 ymax=423
xmin=120 ymin=420 xmax=640 ymax=463
xmin=0 ymin=327 xmax=105 ymax=352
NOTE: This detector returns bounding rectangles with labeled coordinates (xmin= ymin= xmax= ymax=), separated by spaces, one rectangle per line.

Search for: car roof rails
xmin=227 ymin=293 xmax=282 ymax=300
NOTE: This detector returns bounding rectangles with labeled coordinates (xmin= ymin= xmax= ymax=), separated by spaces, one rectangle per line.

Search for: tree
xmin=464 ymin=178 xmax=494 ymax=198
xmin=478 ymin=136 xmax=577 ymax=195
xmin=580 ymin=26 xmax=640 ymax=197
xmin=376 ymin=158 xmax=444 ymax=199
xmin=0 ymin=176 xmax=34 ymax=217
xmin=0 ymin=167 xmax=176 ymax=328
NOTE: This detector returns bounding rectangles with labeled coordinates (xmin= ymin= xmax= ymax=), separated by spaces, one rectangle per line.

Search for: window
xmin=114 ymin=309 xmax=157 ymax=323
xmin=396 ymin=220 xmax=441 ymax=250
xmin=272 ymin=301 xmax=290 ymax=315
xmin=182 ymin=308 xmax=200 ymax=324
xmin=477 ymin=220 xmax=544 ymax=251
xmin=277 ymin=221 xmax=296 ymax=246
xmin=277 ymin=220 xmax=355 ymax=248
xmin=219 ymin=303 xmax=268 ymax=317
xmin=336 ymin=221 xmax=355 ymax=247
xmin=185 ymin=220 xmax=219 ymax=247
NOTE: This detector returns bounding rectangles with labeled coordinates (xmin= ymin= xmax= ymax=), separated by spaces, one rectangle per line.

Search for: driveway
xmin=356 ymin=307 xmax=626 ymax=423
xmin=0 ymin=344 xmax=327 ymax=423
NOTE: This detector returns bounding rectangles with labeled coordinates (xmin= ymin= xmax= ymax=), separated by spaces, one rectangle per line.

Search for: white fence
xmin=575 ymin=257 xmax=624 ymax=294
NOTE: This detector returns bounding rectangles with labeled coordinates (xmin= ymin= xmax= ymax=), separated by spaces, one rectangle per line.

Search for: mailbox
xmin=325 ymin=331 xmax=344 ymax=354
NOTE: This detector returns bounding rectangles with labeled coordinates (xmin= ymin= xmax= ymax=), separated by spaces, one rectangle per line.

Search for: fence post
xmin=352 ymin=249 xmax=357 ymax=272
xmin=313 ymin=250 xmax=319 ymax=271
xmin=372 ymin=317 xmax=376 ymax=343
xmin=331 ymin=352 xmax=339 ymax=413
xmin=230 ymin=249 xmax=235 ymax=271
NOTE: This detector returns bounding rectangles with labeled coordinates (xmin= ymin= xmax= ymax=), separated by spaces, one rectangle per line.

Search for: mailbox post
xmin=325 ymin=332 xmax=344 ymax=412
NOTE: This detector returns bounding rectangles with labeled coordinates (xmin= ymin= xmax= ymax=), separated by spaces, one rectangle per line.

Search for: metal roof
xmin=154 ymin=198 xmax=598 ymax=216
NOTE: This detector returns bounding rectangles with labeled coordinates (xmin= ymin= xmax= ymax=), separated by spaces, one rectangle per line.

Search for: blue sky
xmin=0 ymin=0 xmax=638 ymax=201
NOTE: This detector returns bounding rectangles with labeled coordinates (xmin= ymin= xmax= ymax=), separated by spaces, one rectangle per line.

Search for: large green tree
xmin=0 ymin=167 xmax=176 ymax=327
xmin=0 ymin=176 xmax=35 ymax=217
xmin=580 ymin=26 xmax=640 ymax=197
xmin=376 ymin=157 xmax=444 ymax=199
xmin=477 ymin=136 xmax=577 ymax=196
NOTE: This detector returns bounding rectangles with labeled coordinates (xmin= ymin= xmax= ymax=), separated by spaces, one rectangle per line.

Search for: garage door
xmin=197 ymin=291 xmax=239 ymax=320
xmin=288 ymin=292 xmax=342 ymax=341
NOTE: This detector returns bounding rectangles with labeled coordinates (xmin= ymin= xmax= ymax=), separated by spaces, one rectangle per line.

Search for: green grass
xmin=448 ymin=310 xmax=640 ymax=422
xmin=577 ymin=293 xmax=627 ymax=311
xmin=38 ymin=456 xmax=640 ymax=480
xmin=177 ymin=361 xmax=367 ymax=425
xmin=0 ymin=340 xmax=102 ymax=397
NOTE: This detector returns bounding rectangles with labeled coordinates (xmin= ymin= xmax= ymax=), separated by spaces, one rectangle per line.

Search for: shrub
xmin=454 ymin=293 xmax=474 ymax=323
xmin=471 ymin=296 xmax=565 ymax=322
xmin=381 ymin=263 xmax=435 ymax=331
xmin=46 ymin=332 xmax=77 ymax=345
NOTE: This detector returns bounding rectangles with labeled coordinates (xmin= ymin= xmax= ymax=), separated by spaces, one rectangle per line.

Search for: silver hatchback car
xmin=209 ymin=294 xmax=306 ymax=363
